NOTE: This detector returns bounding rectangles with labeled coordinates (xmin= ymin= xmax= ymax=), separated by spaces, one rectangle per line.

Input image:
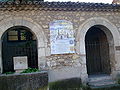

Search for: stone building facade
xmin=0 ymin=1 xmax=120 ymax=84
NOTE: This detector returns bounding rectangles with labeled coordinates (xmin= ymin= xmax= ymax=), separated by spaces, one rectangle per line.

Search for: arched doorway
xmin=85 ymin=26 xmax=111 ymax=75
xmin=2 ymin=26 xmax=38 ymax=73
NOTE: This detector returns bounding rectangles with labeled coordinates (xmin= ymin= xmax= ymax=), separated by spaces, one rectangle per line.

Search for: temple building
xmin=0 ymin=0 xmax=120 ymax=87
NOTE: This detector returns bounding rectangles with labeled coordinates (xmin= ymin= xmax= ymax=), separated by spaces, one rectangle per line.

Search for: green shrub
xmin=4 ymin=71 xmax=15 ymax=75
xmin=118 ymin=78 xmax=120 ymax=84
xmin=21 ymin=67 xmax=39 ymax=73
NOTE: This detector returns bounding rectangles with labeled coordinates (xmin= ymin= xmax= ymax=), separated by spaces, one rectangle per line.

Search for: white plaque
xmin=49 ymin=20 xmax=75 ymax=54
xmin=13 ymin=56 xmax=28 ymax=71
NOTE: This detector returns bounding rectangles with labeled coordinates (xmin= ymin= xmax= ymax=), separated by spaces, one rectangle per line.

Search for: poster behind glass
xmin=50 ymin=20 xmax=75 ymax=54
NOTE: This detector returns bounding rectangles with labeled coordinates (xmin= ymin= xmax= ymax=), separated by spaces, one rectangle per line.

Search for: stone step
xmin=90 ymin=84 xmax=120 ymax=89
xmin=88 ymin=79 xmax=116 ymax=87
xmin=89 ymin=75 xmax=112 ymax=82
xmin=88 ymin=75 xmax=117 ymax=88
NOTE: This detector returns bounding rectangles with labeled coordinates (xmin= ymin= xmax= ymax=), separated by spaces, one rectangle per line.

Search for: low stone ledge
xmin=0 ymin=71 xmax=48 ymax=90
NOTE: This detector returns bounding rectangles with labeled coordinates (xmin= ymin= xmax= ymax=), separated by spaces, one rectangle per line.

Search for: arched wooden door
xmin=2 ymin=26 xmax=38 ymax=73
xmin=85 ymin=26 xmax=111 ymax=75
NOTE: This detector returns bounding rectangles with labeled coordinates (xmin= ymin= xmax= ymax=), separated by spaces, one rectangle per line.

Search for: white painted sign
xmin=13 ymin=56 xmax=28 ymax=71
xmin=50 ymin=20 xmax=75 ymax=54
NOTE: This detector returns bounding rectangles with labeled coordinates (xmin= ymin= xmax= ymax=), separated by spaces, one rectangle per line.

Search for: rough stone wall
xmin=21 ymin=10 xmax=120 ymax=70
xmin=0 ymin=8 xmax=120 ymax=82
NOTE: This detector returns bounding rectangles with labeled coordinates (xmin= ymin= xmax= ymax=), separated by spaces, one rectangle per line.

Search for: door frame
xmin=76 ymin=17 xmax=120 ymax=82
xmin=0 ymin=17 xmax=48 ymax=73
xmin=2 ymin=26 xmax=38 ymax=73
xmin=85 ymin=26 xmax=111 ymax=75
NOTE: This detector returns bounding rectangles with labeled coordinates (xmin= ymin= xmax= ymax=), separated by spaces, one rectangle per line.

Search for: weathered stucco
xmin=0 ymin=4 xmax=120 ymax=83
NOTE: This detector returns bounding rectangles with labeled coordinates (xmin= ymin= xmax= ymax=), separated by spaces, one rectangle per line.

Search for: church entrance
xmin=85 ymin=26 xmax=111 ymax=75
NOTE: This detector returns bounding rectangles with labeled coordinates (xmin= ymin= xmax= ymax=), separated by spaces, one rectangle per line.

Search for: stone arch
xmin=76 ymin=17 xmax=120 ymax=78
xmin=0 ymin=17 xmax=47 ymax=73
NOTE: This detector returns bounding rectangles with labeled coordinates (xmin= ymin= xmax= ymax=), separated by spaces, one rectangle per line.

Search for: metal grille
xmin=2 ymin=41 xmax=38 ymax=72
xmin=86 ymin=41 xmax=111 ymax=75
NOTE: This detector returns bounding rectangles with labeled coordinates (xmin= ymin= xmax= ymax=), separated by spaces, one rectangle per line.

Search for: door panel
xmin=85 ymin=27 xmax=111 ymax=75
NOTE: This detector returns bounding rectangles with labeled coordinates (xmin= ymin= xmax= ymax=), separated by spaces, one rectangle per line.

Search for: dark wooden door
xmin=85 ymin=27 xmax=111 ymax=75
xmin=86 ymin=40 xmax=102 ymax=75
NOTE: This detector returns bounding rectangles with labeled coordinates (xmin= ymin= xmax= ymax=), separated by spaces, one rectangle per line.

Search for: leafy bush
xmin=4 ymin=71 xmax=15 ymax=75
xmin=21 ymin=68 xmax=39 ymax=73
xmin=118 ymin=78 xmax=120 ymax=84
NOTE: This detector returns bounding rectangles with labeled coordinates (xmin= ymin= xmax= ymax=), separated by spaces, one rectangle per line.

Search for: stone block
xmin=48 ymin=66 xmax=81 ymax=82
xmin=72 ymin=54 xmax=80 ymax=60
xmin=45 ymin=47 xmax=51 ymax=56
xmin=38 ymin=57 xmax=46 ymax=69
xmin=14 ymin=19 xmax=23 ymax=26
xmin=38 ymin=37 xmax=45 ymax=48
xmin=38 ymin=48 xmax=46 ymax=57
